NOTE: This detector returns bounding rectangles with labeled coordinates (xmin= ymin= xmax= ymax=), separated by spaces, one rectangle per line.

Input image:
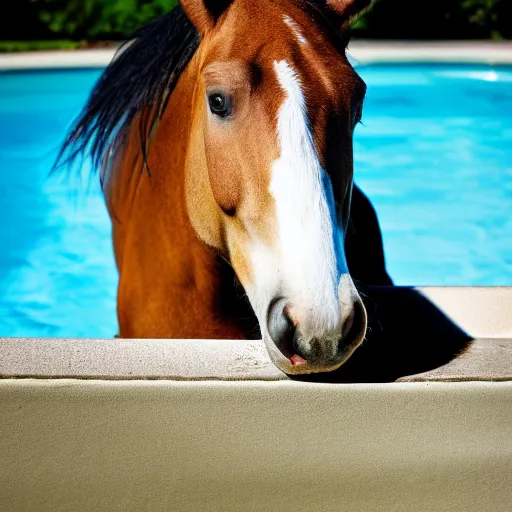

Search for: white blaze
xmin=266 ymin=59 xmax=348 ymax=339
xmin=283 ymin=16 xmax=308 ymax=45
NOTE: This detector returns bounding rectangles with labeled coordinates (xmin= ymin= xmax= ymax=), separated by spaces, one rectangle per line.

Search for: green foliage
xmin=2 ymin=0 xmax=510 ymax=45
xmin=460 ymin=0 xmax=511 ymax=39
xmin=30 ymin=0 xmax=179 ymax=40
xmin=0 ymin=40 xmax=81 ymax=53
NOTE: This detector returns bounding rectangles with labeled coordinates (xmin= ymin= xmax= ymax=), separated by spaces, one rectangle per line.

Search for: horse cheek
xmin=205 ymin=139 xmax=241 ymax=217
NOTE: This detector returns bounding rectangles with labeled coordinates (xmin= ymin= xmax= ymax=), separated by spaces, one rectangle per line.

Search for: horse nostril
xmin=267 ymin=298 xmax=296 ymax=359
xmin=341 ymin=299 xmax=366 ymax=349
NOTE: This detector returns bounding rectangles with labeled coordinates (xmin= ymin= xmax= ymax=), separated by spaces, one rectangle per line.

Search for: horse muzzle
xmin=264 ymin=284 xmax=367 ymax=375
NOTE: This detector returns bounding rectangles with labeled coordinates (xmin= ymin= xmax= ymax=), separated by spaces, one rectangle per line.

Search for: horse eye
xmin=208 ymin=92 xmax=232 ymax=118
xmin=353 ymin=102 xmax=363 ymax=127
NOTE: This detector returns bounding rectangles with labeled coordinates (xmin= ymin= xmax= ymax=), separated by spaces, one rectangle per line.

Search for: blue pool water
xmin=0 ymin=63 xmax=511 ymax=338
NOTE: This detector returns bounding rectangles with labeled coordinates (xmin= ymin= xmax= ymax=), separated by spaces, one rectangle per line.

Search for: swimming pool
xmin=0 ymin=63 xmax=511 ymax=338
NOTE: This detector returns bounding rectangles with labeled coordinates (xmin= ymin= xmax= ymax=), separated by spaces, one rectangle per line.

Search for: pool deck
xmin=0 ymin=40 xmax=511 ymax=70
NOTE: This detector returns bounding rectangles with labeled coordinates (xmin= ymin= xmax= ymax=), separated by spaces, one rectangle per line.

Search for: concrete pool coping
xmin=1 ymin=286 xmax=511 ymax=383
xmin=0 ymin=40 xmax=512 ymax=71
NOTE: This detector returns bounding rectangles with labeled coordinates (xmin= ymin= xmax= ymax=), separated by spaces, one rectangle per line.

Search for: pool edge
xmin=1 ymin=41 xmax=512 ymax=71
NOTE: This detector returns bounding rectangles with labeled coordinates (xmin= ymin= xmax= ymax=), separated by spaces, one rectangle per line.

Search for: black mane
xmin=52 ymin=4 xmax=199 ymax=176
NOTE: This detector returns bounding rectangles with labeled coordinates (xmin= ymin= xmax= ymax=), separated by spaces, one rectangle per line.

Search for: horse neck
xmin=104 ymin=55 xmax=258 ymax=339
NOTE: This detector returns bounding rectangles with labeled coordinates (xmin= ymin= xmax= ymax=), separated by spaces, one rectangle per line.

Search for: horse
xmin=54 ymin=0 xmax=392 ymax=376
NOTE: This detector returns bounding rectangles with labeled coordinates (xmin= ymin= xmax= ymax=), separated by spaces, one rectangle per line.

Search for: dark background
xmin=0 ymin=0 xmax=511 ymax=52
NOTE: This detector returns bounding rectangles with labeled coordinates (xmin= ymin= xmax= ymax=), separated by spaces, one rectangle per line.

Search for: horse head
xmin=182 ymin=0 xmax=370 ymax=374
xmin=55 ymin=0 xmax=373 ymax=376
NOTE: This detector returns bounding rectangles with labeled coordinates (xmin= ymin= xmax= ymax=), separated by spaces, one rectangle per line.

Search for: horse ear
xmin=325 ymin=0 xmax=373 ymax=22
xmin=180 ymin=0 xmax=233 ymax=34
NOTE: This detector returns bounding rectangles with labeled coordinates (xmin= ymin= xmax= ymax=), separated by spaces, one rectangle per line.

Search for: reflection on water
xmin=354 ymin=63 xmax=512 ymax=288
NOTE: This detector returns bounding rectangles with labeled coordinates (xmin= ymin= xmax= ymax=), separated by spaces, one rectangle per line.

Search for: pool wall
xmin=1 ymin=379 xmax=511 ymax=512
xmin=1 ymin=286 xmax=512 ymax=512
